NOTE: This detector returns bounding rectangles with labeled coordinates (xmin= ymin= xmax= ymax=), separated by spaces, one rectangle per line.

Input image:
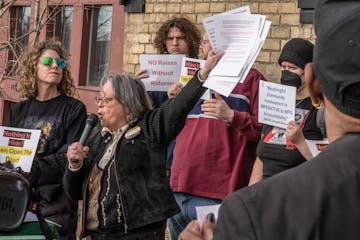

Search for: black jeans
xmin=90 ymin=220 xmax=166 ymax=240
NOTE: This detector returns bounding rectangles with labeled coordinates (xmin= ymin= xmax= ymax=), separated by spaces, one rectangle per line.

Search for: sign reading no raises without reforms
xmin=139 ymin=54 xmax=184 ymax=91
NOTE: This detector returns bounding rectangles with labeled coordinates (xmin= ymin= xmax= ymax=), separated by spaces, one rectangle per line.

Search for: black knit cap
xmin=314 ymin=0 xmax=360 ymax=118
xmin=278 ymin=38 xmax=314 ymax=69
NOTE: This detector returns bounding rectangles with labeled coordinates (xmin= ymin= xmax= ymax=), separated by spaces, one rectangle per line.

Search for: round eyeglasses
xmin=94 ymin=96 xmax=114 ymax=106
xmin=39 ymin=57 xmax=66 ymax=69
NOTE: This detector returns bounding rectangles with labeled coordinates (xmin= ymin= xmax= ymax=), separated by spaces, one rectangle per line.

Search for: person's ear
xmin=305 ymin=63 xmax=323 ymax=107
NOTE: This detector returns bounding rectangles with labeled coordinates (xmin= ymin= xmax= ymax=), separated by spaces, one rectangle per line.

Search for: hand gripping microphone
xmin=71 ymin=114 xmax=98 ymax=164
xmin=79 ymin=114 xmax=99 ymax=145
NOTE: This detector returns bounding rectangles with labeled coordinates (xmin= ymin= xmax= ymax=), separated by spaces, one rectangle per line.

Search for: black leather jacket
xmin=63 ymin=75 xmax=206 ymax=237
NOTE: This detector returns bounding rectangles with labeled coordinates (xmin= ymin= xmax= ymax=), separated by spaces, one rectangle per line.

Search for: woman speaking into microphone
xmin=63 ymin=50 xmax=223 ymax=240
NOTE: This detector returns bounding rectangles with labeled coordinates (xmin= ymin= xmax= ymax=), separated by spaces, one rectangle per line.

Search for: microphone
xmin=79 ymin=114 xmax=99 ymax=145
xmin=71 ymin=114 xmax=98 ymax=164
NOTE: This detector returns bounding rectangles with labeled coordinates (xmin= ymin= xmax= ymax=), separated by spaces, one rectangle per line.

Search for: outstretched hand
xmin=167 ymin=81 xmax=183 ymax=99
xmin=199 ymin=51 xmax=224 ymax=80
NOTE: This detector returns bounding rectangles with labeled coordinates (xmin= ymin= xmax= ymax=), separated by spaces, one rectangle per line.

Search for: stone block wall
xmin=123 ymin=0 xmax=315 ymax=82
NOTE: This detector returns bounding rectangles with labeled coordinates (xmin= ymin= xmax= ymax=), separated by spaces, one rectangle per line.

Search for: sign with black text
xmin=0 ymin=126 xmax=41 ymax=172
xmin=258 ymin=80 xmax=296 ymax=129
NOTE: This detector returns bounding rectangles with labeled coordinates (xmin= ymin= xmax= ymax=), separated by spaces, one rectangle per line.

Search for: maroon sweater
xmin=170 ymin=69 xmax=265 ymax=200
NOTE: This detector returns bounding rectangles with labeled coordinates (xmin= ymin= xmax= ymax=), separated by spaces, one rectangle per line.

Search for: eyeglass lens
xmin=40 ymin=57 xmax=66 ymax=69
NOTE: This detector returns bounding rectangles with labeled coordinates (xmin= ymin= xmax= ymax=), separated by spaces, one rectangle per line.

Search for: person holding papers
xmin=63 ymin=51 xmax=224 ymax=240
xmin=167 ymin=32 xmax=267 ymax=240
xmin=179 ymin=1 xmax=360 ymax=238
xmin=135 ymin=17 xmax=201 ymax=108
xmin=248 ymin=38 xmax=324 ymax=185
xmin=6 ymin=39 xmax=87 ymax=239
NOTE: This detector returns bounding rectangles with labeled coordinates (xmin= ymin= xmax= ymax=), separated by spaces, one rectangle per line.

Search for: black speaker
xmin=0 ymin=166 xmax=30 ymax=232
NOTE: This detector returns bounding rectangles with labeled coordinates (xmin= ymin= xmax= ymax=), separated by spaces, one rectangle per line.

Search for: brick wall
xmin=122 ymin=0 xmax=315 ymax=83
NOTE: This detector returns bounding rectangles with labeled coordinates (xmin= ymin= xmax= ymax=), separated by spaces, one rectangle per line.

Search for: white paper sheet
xmin=196 ymin=204 xmax=221 ymax=231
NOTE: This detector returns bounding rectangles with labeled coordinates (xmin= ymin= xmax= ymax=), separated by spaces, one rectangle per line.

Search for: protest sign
xmin=180 ymin=57 xmax=205 ymax=85
xmin=0 ymin=126 xmax=41 ymax=172
xmin=258 ymin=80 xmax=296 ymax=129
xmin=139 ymin=54 xmax=184 ymax=91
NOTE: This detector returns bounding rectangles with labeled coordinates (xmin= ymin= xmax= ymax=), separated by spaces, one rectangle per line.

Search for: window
xmin=8 ymin=6 xmax=31 ymax=75
xmin=47 ymin=6 xmax=73 ymax=52
xmin=298 ymin=0 xmax=318 ymax=23
xmin=84 ymin=5 xmax=113 ymax=87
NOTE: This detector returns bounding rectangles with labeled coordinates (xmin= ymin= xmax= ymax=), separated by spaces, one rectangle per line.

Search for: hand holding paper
xmin=201 ymin=93 xmax=234 ymax=123
xmin=199 ymin=51 xmax=224 ymax=80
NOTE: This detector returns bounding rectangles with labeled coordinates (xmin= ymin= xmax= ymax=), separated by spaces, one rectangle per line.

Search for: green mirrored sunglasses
xmin=39 ymin=57 xmax=66 ymax=69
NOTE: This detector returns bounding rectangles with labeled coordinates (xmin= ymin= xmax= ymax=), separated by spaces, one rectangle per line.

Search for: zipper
xmin=80 ymin=138 xmax=106 ymax=238
xmin=114 ymin=156 xmax=128 ymax=234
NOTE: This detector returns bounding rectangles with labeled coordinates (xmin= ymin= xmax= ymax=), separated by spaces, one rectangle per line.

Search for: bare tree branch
xmin=0 ymin=0 xmax=17 ymax=18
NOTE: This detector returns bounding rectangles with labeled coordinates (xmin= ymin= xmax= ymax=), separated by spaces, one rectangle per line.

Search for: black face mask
xmin=280 ymin=70 xmax=302 ymax=89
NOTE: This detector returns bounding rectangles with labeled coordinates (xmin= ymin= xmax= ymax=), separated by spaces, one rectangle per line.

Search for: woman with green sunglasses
xmin=6 ymin=39 xmax=87 ymax=240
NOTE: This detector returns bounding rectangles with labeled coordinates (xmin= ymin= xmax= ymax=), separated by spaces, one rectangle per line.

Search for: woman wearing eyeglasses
xmin=6 ymin=39 xmax=87 ymax=240
xmin=64 ymin=51 xmax=224 ymax=240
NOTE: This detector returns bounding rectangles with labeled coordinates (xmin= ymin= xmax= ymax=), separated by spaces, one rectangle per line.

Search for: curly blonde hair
xmin=16 ymin=39 xmax=76 ymax=99
xmin=154 ymin=17 xmax=201 ymax=58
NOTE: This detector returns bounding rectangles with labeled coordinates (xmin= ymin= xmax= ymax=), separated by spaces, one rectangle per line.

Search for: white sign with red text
xmin=180 ymin=57 xmax=205 ymax=85
xmin=0 ymin=126 xmax=41 ymax=172
xmin=140 ymin=54 xmax=184 ymax=91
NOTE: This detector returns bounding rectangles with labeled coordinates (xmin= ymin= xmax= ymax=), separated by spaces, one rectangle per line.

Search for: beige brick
xmin=130 ymin=44 xmax=145 ymax=54
xmin=195 ymin=3 xmax=210 ymax=13
xmin=248 ymin=3 xmax=259 ymax=13
xmin=270 ymin=51 xmax=281 ymax=63
xmin=149 ymin=23 xmax=162 ymax=33
xmin=259 ymin=3 xmax=278 ymax=13
xmin=266 ymin=14 xmax=280 ymax=26
xmin=280 ymin=14 xmax=300 ymax=25
xmin=122 ymin=64 xmax=135 ymax=74
xmin=128 ymin=13 xmax=145 ymax=23
xmin=129 ymin=54 xmax=140 ymax=65
xmin=138 ymin=33 xmax=152 ymax=44
xmin=290 ymin=26 xmax=313 ymax=39
xmin=167 ymin=4 xmax=180 ymax=13
xmin=144 ymin=14 xmax=156 ymax=23
xmin=133 ymin=23 xmax=149 ymax=33
xmin=145 ymin=44 xmax=157 ymax=54
xmin=279 ymin=2 xmax=298 ymax=14
xmin=146 ymin=4 xmax=154 ymax=13
xmin=181 ymin=4 xmax=195 ymax=13
xmin=256 ymin=50 xmax=270 ymax=62
xmin=126 ymin=33 xmax=138 ymax=43
xmin=154 ymin=4 xmax=167 ymax=13
xmin=263 ymin=39 xmax=281 ymax=51
xmin=196 ymin=13 xmax=212 ymax=24
xmin=181 ymin=13 xmax=196 ymax=23
xmin=155 ymin=14 xmax=170 ymax=23
xmin=210 ymin=3 xmax=225 ymax=13
xmin=271 ymin=26 xmax=291 ymax=39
